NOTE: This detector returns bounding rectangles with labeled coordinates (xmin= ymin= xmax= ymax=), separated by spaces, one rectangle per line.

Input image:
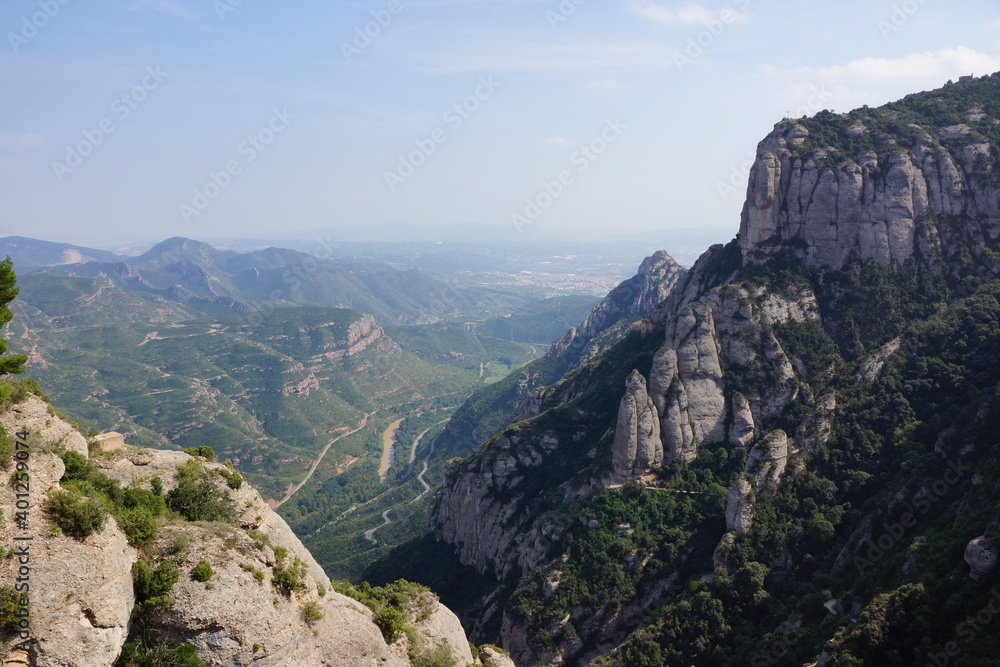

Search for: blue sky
xmin=1 ymin=0 xmax=999 ymax=246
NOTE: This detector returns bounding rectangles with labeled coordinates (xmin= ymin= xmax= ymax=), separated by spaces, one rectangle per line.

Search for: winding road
xmin=365 ymin=420 xmax=447 ymax=543
xmin=275 ymin=412 xmax=372 ymax=508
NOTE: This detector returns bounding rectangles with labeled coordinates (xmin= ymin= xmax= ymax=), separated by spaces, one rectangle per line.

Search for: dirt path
xmin=275 ymin=412 xmax=372 ymax=508
xmin=378 ymin=418 xmax=405 ymax=482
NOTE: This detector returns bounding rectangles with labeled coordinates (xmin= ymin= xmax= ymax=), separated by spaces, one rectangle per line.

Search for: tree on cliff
xmin=0 ymin=256 xmax=27 ymax=376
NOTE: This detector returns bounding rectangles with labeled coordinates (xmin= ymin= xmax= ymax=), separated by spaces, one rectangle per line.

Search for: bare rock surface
xmin=965 ymin=536 xmax=998 ymax=580
xmin=0 ymin=397 xmax=471 ymax=666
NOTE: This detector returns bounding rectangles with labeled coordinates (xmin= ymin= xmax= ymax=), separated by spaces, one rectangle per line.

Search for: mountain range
xmin=364 ymin=73 xmax=1000 ymax=666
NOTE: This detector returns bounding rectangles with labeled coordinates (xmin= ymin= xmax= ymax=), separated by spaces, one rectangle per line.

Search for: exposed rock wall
xmin=739 ymin=119 xmax=1000 ymax=270
xmin=0 ymin=396 xmax=470 ymax=666
xmin=548 ymin=250 xmax=685 ymax=372
xmin=611 ymin=370 xmax=662 ymax=478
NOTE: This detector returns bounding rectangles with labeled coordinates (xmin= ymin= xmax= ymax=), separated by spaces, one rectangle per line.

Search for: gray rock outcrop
xmin=729 ymin=394 xmax=755 ymax=448
xmin=746 ymin=430 xmax=789 ymax=490
xmin=612 ymin=370 xmax=662 ymax=478
xmin=726 ymin=474 xmax=756 ymax=533
xmin=739 ymin=119 xmax=1000 ymax=271
xmin=0 ymin=396 xmax=470 ymax=666
xmin=964 ymin=536 xmax=998 ymax=579
xmin=549 ymin=250 xmax=685 ymax=371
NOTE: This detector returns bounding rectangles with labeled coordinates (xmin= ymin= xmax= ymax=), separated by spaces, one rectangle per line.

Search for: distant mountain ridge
xmin=0 ymin=236 xmax=122 ymax=271
xmin=9 ymin=235 xmax=482 ymax=325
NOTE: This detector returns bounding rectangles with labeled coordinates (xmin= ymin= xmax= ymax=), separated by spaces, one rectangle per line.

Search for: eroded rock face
xmin=429 ymin=434 xmax=565 ymax=580
xmin=0 ymin=397 xmax=470 ymax=667
xmin=612 ymin=370 xmax=662 ymax=478
xmin=729 ymin=394 xmax=755 ymax=448
xmin=746 ymin=430 xmax=789 ymax=490
xmin=0 ymin=395 xmax=88 ymax=458
xmin=739 ymin=120 xmax=1000 ymax=271
xmin=548 ymin=250 xmax=685 ymax=371
xmin=965 ymin=536 xmax=998 ymax=580
xmin=726 ymin=475 xmax=756 ymax=533
xmin=480 ymin=645 xmax=517 ymax=667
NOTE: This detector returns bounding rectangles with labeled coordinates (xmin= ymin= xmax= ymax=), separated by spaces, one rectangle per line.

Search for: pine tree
xmin=0 ymin=257 xmax=27 ymax=376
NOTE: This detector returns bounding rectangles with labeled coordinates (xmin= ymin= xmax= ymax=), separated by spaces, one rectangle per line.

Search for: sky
xmin=1 ymin=0 xmax=999 ymax=247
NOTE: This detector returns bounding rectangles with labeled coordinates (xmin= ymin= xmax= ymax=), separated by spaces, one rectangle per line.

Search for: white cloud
xmin=546 ymin=137 xmax=574 ymax=147
xmin=763 ymin=47 xmax=1000 ymax=117
xmin=814 ymin=47 xmax=1000 ymax=84
xmin=624 ymin=1 xmax=748 ymax=26
xmin=0 ymin=134 xmax=43 ymax=148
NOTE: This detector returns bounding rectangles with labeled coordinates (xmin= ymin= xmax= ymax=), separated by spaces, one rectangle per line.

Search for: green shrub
xmin=300 ymin=600 xmax=323 ymax=625
xmin=271 ymin=557 xmax=307 ymax=595
xmin=45 ymin=488 xmax=107 ymax=539
xmin=217 ymin=468 xmax=243 ymax=490
xmin=271 ymin=546 xmax=288 ymax=563
xmin=0 ymin=378 xmax=48 ymax=407
xmin=116 ymin=637 xmax=209 ymax=666
xmin=373 ymin=605 xmax=405 ymax=643
xmin=0 ymin=426 xmax=13 ymax=467
xmin=191 ymin=560 xmax=213 ymax=583
xmin=117 ymin=507 xmax=158 ymax=547
xmin=411 ymin=644 xmax=457 ymax=667
xmin=0 ymin=586 xmax=26 ymax=634
xmin=134 ymin=560 xmax=179 ymax=606
xmin=150 ymin=477 xmax=163 ymax=496
xmin=240 ymin=563 xmax=265 ymax=585
xmin=183 ymin=446 xmax=216 ymax=461
xmin=166 ymin=461 xmax=234 ymax=523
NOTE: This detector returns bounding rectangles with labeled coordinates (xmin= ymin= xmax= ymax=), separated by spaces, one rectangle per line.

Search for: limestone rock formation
xmin=612 ymin=370 xmax=662 ymax=478
xmin=479 ymin=645 xmax=517 ymax=667
xmin=0 ymin=395 xmax=471 ymax=666
xmin=726 ymin=474 xmax=756 ymax=533
xmin=548 ymin=250 xmax=685 ymax=371
xmin=739 ymin=118 xmax=1000 ymax=271
xmin=729 ymin=394 xmax=755 ymax=448
xmin=649 ymin=302 xmax=726 ymax=464
xmin=964 ymin=536 xmax=998 ymax=580
xmin=0 ymin=395 xmax=87 ymax=458
xmin=746 ymin=430 xmax=789 ymax=490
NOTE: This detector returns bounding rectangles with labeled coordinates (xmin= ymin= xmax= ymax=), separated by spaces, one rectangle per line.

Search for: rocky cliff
xmin=740 ymin=97 xmax=1000 ymax=271
xmin=0 ymin=394 xmax=473 ymax=666
xmin=549 ymin=251 xmax=686 ymax=372
xmin=413 ymin=75 xmax=1000 ymax=666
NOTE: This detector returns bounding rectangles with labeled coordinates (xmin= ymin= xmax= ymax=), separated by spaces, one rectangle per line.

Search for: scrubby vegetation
xmin=115 ymin=638 xmax=209 ymax=667
xmin=191 ymin=560 xmax=213 ymax=583
xmin=167 ymin=460 xmax=236 ymax=523
xmin=332 ymin=579 xmax=435 ymax=643
xmin=133 ymin=560 xmax=180 ymax=610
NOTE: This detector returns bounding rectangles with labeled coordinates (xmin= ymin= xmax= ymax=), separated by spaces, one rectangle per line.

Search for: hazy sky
xmin=1 ymin=0 xmax=999 ymax=246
